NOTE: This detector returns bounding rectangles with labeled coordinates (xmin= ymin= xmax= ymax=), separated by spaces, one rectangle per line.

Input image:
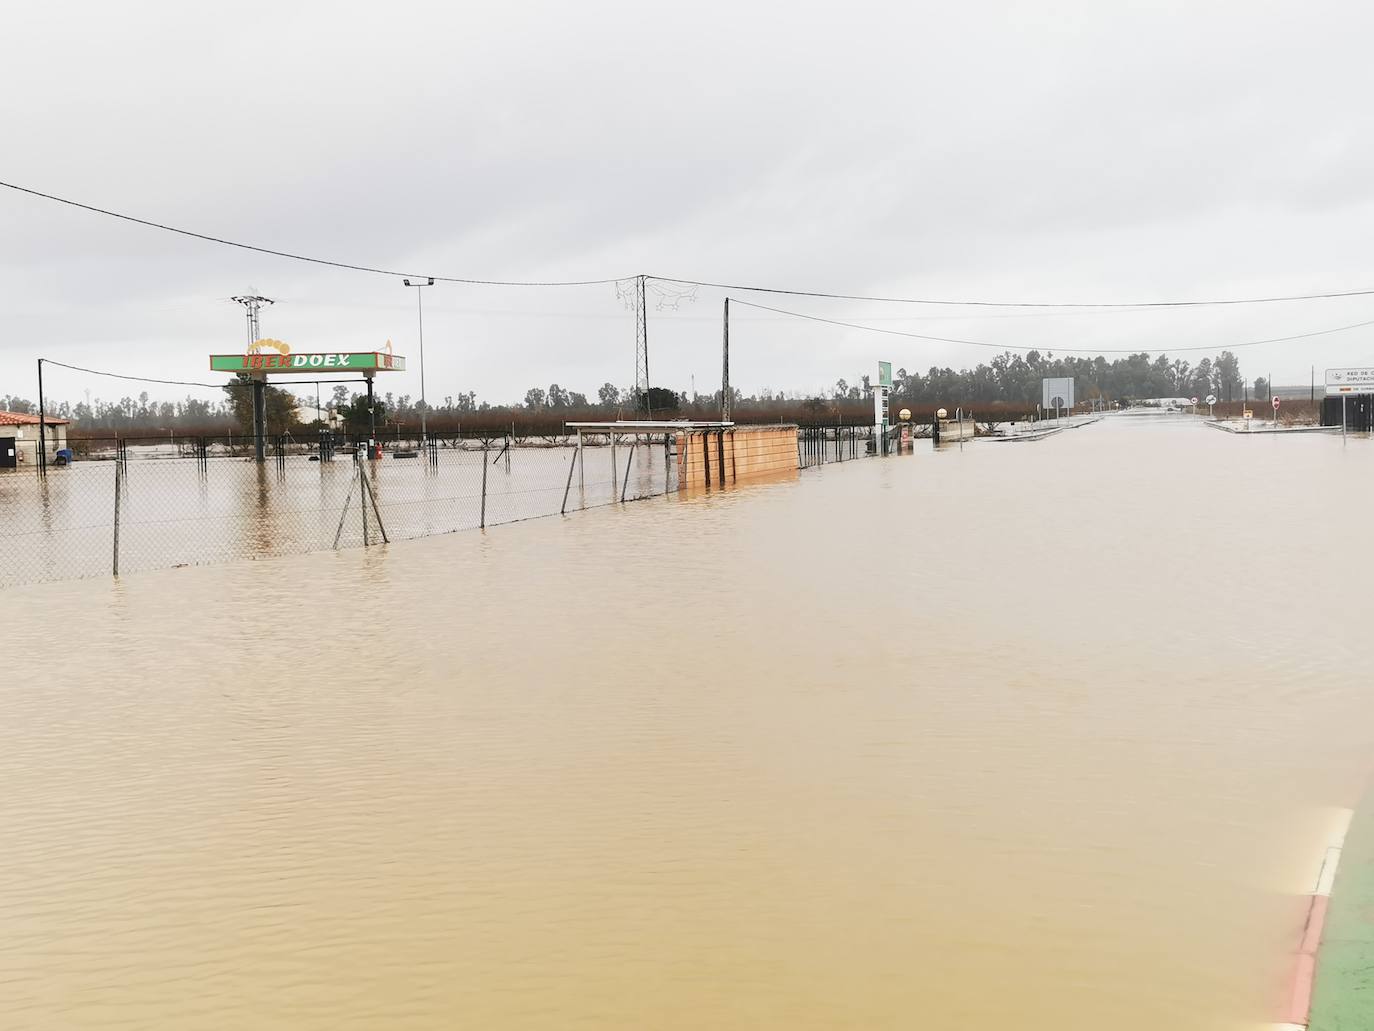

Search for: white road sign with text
xmin=1325 ymin=368 xmax=1374 ymax=395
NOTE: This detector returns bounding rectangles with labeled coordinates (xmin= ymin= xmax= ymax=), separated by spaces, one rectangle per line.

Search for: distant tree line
xmin=1 ymin=348 xmax=1266 ymax=436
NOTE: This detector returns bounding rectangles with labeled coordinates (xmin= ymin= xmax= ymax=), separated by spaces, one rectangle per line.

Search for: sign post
xmin=1326 ymin=369 xmax=1374 ymax=444
xmin=1206 ymin=393 xmax=1216 ymax=419
xmin=874 ymin=361 xmax=892 ymax=455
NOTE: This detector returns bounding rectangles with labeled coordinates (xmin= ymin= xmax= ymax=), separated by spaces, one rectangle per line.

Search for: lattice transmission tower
xmin=616 ymin=276 xmax=696 ymax=418
xmin=231 ymin=292 xmax=274 ymax=346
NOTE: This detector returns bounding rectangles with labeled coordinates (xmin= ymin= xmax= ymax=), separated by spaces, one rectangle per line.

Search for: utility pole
xmin=721 ymin=297 xmax=731 ymax=422
xmin=634 ymin=274 xmax=652 ymax=419
xmin=403 ymin=277 xmax=434 ymax=445
xmin=37 ymin=358 xmax=46 ymax=477
xmin=231 ymin=293 xmax=274 ymax=463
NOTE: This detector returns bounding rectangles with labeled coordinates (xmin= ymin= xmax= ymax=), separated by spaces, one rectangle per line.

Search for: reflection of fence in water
xmin=0 ymin=439 xmax=679 ymax=589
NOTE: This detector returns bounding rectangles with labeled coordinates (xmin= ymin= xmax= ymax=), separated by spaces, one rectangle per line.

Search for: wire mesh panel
xmin=3 ymin=434 xmax=686 ymax=590
xmin=0 ymin=463 xmax=117 ymax=587
xmin=113 ymin=457 xmax=362 ymax=575
xmin=365 ymin=446 xmax=486 ymax=539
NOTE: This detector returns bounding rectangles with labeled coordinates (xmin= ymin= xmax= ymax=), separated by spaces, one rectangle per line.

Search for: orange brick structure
xmin=676 ymin=424 xmax=798 ymax=489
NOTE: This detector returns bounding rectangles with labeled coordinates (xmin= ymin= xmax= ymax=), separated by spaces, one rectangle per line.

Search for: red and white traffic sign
xmin=1272 ymin=395 xmax=1281 ymax=410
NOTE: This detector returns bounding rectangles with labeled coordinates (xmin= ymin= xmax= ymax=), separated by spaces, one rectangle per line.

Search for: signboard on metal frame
xmin=1325 ymin=368 xmax=1374 ymax=396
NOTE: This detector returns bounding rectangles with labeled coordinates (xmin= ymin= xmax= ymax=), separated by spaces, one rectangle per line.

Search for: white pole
xmin=417 ymin=285 xmax=427 ymax=446
xmin=1342 ymin=394 xmax=1347 ymax=444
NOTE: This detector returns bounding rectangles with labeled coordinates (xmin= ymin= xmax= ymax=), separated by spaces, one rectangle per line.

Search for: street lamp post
xmin=402 ymin=277 xmax=435 ymax=444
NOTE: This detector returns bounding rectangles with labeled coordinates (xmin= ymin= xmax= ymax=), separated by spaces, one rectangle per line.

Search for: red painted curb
xmin=1278 ymin=811 xmax=1351 ymax=1030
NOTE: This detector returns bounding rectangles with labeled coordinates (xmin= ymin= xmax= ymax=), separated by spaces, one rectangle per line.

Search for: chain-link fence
xmin=794 ymin=423 xmax=921 ymax=467
xmin=1 ymin=422 xmax=912 ymax=589
xmin=1 ymin=433 xmax=681 ymax=589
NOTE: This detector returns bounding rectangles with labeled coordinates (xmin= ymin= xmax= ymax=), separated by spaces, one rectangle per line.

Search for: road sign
xmin=1190 ymin=396 xmax=1199 ymax=405
xmin=1326 ymin=368 xmax=1374 ymax=395
xmin=874 ymin=360 xmax=891 ymax=450
xmin=1041 ymin=377 xmax=1075 ymax=411
xmin=1272 ymin=395 xmax=1281 ymax=410
xmin=210 ymin=351 xmax=406 ymax=373
xmin=1205 ymin=394 xmax=1216 ymax=405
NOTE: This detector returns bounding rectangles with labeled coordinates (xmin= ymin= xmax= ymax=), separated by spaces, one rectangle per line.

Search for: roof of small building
xmin=0 ymin=411 xmax=71 ymax=426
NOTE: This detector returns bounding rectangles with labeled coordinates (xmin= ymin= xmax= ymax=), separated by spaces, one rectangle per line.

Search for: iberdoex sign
xmin=1325 ymin=367 xmax=1374 ymax=395
xmin=209 ymin=352 xmax=406 ymax=373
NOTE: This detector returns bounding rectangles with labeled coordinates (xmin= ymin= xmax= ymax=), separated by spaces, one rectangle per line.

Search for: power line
xmin=38 ymin=359 xmax=224 ymax=390
xmin=729 ymin=298 xmax=1374 ymax=355
xmin=8 ymin=178 xmax=1374 ymax=308
xmin=37 ymin=358 xmax=372 ymax=392
xmin=0 ymin=180 xmax=625 ymax=287
xmin=657 ymin=276 xmax=1374 ymax=309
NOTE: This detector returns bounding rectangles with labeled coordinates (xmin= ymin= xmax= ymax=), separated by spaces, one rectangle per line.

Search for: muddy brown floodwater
xmin=4 ymin=415 xmax=1372 ymax=1030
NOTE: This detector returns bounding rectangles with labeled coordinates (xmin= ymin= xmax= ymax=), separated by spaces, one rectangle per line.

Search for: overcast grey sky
xmin=4 ymin=0 xmax=1374 ymax=406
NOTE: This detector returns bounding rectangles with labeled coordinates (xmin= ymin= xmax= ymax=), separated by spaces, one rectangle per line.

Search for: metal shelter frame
xmin=563 ymin=420 xmax=736 ymax=508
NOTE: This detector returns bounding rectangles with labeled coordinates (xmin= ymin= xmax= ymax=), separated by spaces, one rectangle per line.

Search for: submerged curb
xmin=1281 ymin=812 xmax=1351 ymax=1030
xmin=1304 ymin=797 xmax=1374 ymax=1030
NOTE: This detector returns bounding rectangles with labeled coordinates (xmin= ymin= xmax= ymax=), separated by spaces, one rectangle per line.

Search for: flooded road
xmin=4 ymin=416 xmax=1372 ymax=1030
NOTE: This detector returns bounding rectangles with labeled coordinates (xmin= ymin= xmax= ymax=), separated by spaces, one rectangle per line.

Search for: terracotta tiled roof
xmin=0 ymin=411 xmax=70 ymax=426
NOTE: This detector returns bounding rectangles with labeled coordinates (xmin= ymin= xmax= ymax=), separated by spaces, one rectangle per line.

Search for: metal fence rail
xmin=1 ymin=436 xmax=679 ymax=589
xmin=3 ymin=422 xmax=908 ymax=590
xmin=797 ymin=424 xmax=879 ymax=468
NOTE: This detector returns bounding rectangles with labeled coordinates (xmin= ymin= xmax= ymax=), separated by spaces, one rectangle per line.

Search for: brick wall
xmin=676 ymin=425 xmax=798 ymax=489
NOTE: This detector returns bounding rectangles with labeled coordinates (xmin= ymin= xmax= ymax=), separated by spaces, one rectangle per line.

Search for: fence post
xmin=358 ymin=459 xmax=389 ymax=544
xmin=360 ymin=450 xmax=369 ymax=546
xmin=480 ymin=441 xmax=489 ymax=528
xmin=561 ymin=449 xmax=577 ymax=514
xmin=112 ymin=457 xmax=122 ymax=577
xmin=621 ymin=440 xmax=636 ymax=502
xmin=332 ymin=463 xmax=359 ymax=549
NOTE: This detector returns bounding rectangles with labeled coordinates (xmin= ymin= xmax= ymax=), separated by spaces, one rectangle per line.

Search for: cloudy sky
xmin=3 ymin=0 xmax=1374 ymax=408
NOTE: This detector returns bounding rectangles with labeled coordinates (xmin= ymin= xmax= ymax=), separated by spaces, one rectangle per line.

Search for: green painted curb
xmin=1310 ymin=795 xmax=1374 ymax=1029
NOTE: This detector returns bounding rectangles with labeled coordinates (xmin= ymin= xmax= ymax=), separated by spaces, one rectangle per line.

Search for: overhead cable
xmin=729 ymin=299 xmax=1374 ymax=355
xmin=0 ymin=180 xmax=624 ymax=287
xmin=658 ymin=276 xmax=1374 ymax=309
xmin=39 ymin=358 xmax=371 ymax=391
xmin=7 ymin=179 xmax=1374 ymax=307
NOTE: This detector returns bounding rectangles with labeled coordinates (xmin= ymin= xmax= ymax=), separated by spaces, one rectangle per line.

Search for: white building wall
xmin=1 ymin=424 xmax=70 ymax=465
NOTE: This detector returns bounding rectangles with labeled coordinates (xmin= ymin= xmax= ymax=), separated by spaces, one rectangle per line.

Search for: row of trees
xmin=878 ymin=350 xmax=1249 ymax=407
xmin=3 ymin=391 xmax=228 ymax=432
xmin=2 ymin=349 xmax=1267 ymax=435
